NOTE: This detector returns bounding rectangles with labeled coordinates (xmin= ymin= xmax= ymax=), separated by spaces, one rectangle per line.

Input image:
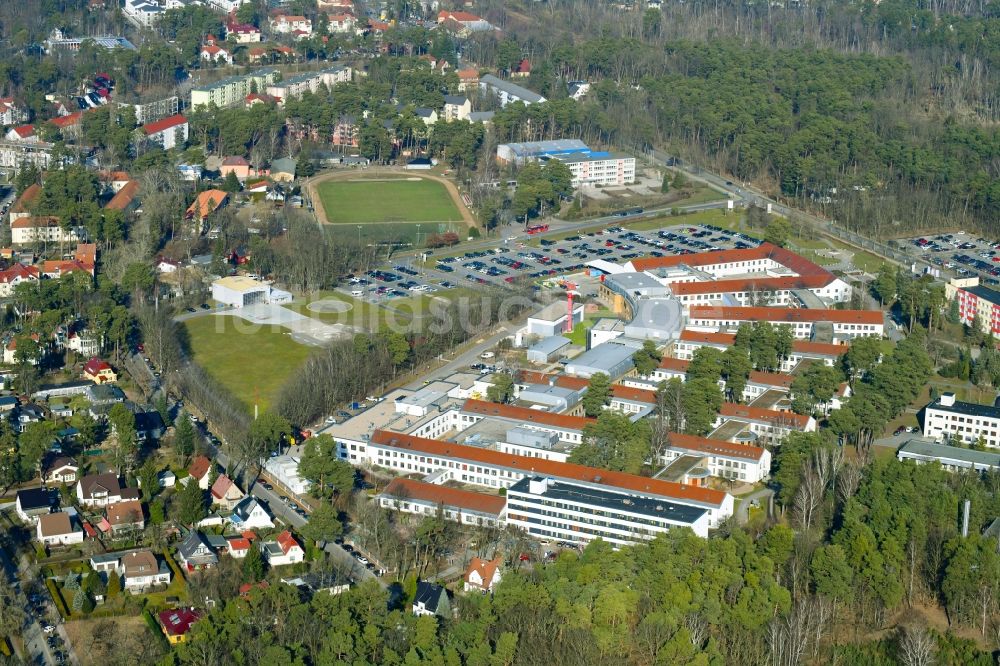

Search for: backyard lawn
xmin=317 ymin=178 xmax=462 ymax=224
xmin=183 ymin=315 xmax=311 ymax=411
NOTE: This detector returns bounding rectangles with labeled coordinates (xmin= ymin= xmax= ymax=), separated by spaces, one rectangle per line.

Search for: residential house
xmin=36 ymin=512 xmax=83 ymax=546
xmin=325 ymin=12 xmax=356 ymax=33
xmin=567 ymin=81 xmax=590 ymax=100
xmin=226 ymin=536 xmax=252 ymax=558
xmin=44 ymin=457 xmax=78 ymax=484
xmin=6 ymin=124 xmax=36 ymax=142
xmin=188 ymin=455 xmax=213 ymax=490
xmin=229 ymin=496 xmax=274 ymax=530
xmin=0 ymin=263 xmax=40 ymax=297
xmin=413 ymin=107 xmax=438 ymax=126
xmin=219 ymin=157 xmax=252 ymax=180
xmin=104 ymin=179 xmax=140 ymax=213
xmin=106 ymin=499 xmax=145 ymax=533
xmin=49 ymin=112 xmax=84 ymax=138
xmin=42 ymin=259 xmax=94 ymax=279
xmin=185 ymin=190 xmax=228 ymax=232
xmin=270 ymin=14 xmax=313 ymax=35
xmin=443 ymin=95 xmax=471 ymax=122
xmin=436 ymin=10 xmax=493 ymax=33
xmin=135 ymin=411 xmax=166 ymax=441
xmin=200 ymin=44 xmax=233 ymax=65
xmin=122 ymin=550 xmax=171 ymax=591
xmin=83 ymin=357 xmax=117 ymax=384
xmin=157 ymin=258 xmax=180 ymax=273
xmin=225 ymin=21 xmax=261 ymax=43
xmin=11 ymin=216 xmax=79 ymax=246
xmin=262 ymin=530 xmax=304 ymax=566
xmin=15 ymin=488 xmax=52 ymax=524
xmin=9 ymin=183 xmax=41 ymax=222
xmin=158 ymin=608 xmax=202 ymax=644
xmin=463 ymin=557 xmax=501 ymax=593
xmin=0 ymin=98 xmax=28 ymax=126
xmin=77 ymin=472 xmax=137 ymax=507
xmin=412 ymin=581 xmax=450 ymax=617
xmin=456 ymin=68 xmax=479 ymax=92
xmin=511 ymin=59 xmax=531 ymax=78
xmin=176 ymin=530 xmax=218 ymax=570
xmin=13 ymin=403 xmax=46 ymax=432
xmin=281 ymin=572 xmax=351 ymax=596
xmin=140 ymin=114 xmax=188 ymax=150
xmin=85 ymin=384 xmax=125 ymax=408
xmin=210 ymin=474 xmax=244 ymax=510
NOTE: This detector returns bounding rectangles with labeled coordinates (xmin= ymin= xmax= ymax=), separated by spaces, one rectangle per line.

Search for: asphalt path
xmin=0 ymin=523 xmax=59 ymax=665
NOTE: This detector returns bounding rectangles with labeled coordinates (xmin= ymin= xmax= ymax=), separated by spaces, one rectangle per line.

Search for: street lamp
xmin=416 ymin=224 xmax=421 ymax=247
xmin=357 ymin=225 xmax=362 ymax=246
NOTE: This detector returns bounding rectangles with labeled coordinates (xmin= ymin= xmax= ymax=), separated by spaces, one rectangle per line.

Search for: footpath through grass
xmin=183 ymin=315 xmax=311 ymax=411
xmin=317 ymin=178 xmax=462 ymax=224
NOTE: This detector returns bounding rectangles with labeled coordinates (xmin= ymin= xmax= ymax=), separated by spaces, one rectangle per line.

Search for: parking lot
xmin=903 ymin=231 xmax=1000 ymax=286
xmin=340 ymin=221 xmax=760 ymax=302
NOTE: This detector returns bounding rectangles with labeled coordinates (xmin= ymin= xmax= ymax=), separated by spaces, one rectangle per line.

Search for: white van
xmin=351 ymin=290 xmax=363 ymax=297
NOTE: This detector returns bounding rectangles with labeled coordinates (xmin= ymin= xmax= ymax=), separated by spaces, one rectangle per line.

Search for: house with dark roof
xmin=76 ymin=472 xmax=132 ymax=507
xmin=15 ymin=487 xmax=53 ymax=523
xmin=83 ymin=357 xmax=117 ymax=384
xmin=412 ymin=581 xmax=450 ymax=617
xmin=157 ymin=607 xmax=202 ymax=644
xmin=44 ymin=456 xmax=78 ymax=484
xmin=229 ymin=495 xmax=274 ymax=529
xmin=36 ymin=511 xmax=83 ymax=546
xmin=176 ymin=531 xmax=218 ymax=571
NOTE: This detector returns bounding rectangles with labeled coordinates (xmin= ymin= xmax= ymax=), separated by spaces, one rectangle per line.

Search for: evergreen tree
xmin=175 ymin=478 xmax=207 ymax=527
xmin=582 ymin=373 xmax=612 ymax=417
xmin=242 ymin=544 xmax=266 ymax=582
xmin=174 ymin=412 xmax=196 ymax=459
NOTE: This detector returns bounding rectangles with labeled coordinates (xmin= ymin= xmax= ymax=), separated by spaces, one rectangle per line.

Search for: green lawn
xmin=563 ymin=310 xmax=620 ymax=346
xmin=182 ymin=315 xmax=311 ymax=412
xmin=625 ymin=208 xmax=742 ymax=232
xmin=317 ymin=178 xmax=462 ymax=224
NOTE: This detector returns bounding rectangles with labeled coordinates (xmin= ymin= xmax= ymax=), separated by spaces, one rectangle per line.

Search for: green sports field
xmin=317 ymin=178 xmax=462 ymax=224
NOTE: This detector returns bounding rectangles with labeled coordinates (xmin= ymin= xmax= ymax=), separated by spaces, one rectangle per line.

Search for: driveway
xmin=227 ymin=303 xmax=354 ymax=346
xmin=736 ymin=487 xmax=774 ymax=525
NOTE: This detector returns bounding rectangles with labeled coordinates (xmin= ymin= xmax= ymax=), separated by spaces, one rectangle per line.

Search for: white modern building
xmin=496 ymin=139 xmax=635 ymax=187
xmin=264 ymin=455 xmax=311 ymax=495
xmin=660 ymin=433 xmax=771 ymax=483
xmin=365 ymin=430 xmax=734 ymax=528
xmin=210 ymin=276 xmax=291 ymax=308
xmin=687 ymin=306 xmax=884 ymax=343
xmin=897 ymin=437 xmax=1000 ymax=472
xmin=506 ymin=476 xmax=710 ymax=543
xmin=265 ymin=66 xmax=352 ymax=101
xmin=122 ymin=0 xmax=164 ymax=27
xmin=923 ymin=392 xmax=1000 ymax=448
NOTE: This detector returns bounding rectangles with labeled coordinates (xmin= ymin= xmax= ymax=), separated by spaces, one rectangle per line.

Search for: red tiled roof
xmin=188 ymin=455 xmax=211 ymax=480
xmin=370 ymin=430 xmax=728 ymax=507
xmin=50 ymin=112 xmax=83 ymax=129
xmin=720 ymin=403 xmax=811 ymax=428
xmin=158 ymin=608 xmax=202 ymax=637
xmin=106 ymin=499 xmax=143 ymax=525
xmin=611 ymin=384 xmax=658 ymax=403
xmin=793 ymin=340 xmax=848 ymax=356
xmin=456 ymin=68 xmax=479 ymax=80
xmin=276 ymin=530 xmax=301 ymax=554
xmin=630 ymin=242 xmax=828 ymax=276
xmin=210 ymin=474 xmax=234 ymax=499
xmin=667 ymin=432 xmax=767 ymax=461
xmin=105 ymin=180 xmax=139 ymax=211
xmin=438 ymin=9 xmax=484 ymax=22
xmin=83 ymin=357 xmax=111 ymax=375
xmin=142 ymin=114 xmax=187 ymax=136
xmin=462 ymin=398 xmax=595 ymax=431
xmin=186 ymin=190 xmax=228 ymax=219
xmin=75 ymin=243 xmax=97 ymax=264
xmin=658 ymin=357 xmax=690 ymax=372
xmin=689 ymin=305 xmax=884 ymax=326
xmin=671 ymin=273 xmax=836 ymax=295
xmin=747 ymin=371 xmax=794 ymax=388
xmin=221 ymin=156 xmax=249 ymax=166
xmin=10 ymin=124 xmax=34 ymax=138
xmin=43 ymin=259 xmax=93 ymax=276
xmin=10 ymin=216 xmax=60 ymax=229
xmin=465 ymin=556 xmax=502 ymax=587
xmin=678 ymin=330 xmax=735 ymax=346
xmin=0 ymin=263 xmax=39 ymax=284
xmin=227 ymin=537 xmax=251 ymax=551
xmin=383 ymin=478 xmax=506 ymax=515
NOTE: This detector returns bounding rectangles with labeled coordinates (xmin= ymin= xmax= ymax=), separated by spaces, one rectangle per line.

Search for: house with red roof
xmin=270 ymin=14 xmax=312 ymax=35
xmin=225 ymin=21 xmax=261 ymax=43
xmin=511 ymin=59 xmax=531 ymax=78
xmin=262 ymin=530 xmax=304 ymax=566
xmin=716 ymin=402 xmax=816 ymax=439
xmin=141 ymin=114 xmax=188 ymax=150
xmin=104 ymin=179 xmax=140 ymax=213
xmin=200 ymin=43 xmax=232 ymax=65
xmin=49 ymin=111 xmax=85 ymax=136
xmin=219 ymin=156 xmax=252 ymax=180
xmin=688 ymin=305 xmax=884 ymax=343
xmin=226 ymin=536 xmax=252 ymax=558
xmin=325 ymin=12 xmax=357 ymax=33
xmin=661 ymin=432 xmax=771 ymax=483
xmin=157 ymin=608 xmax=202 ymax=644
xmin=42 ymin=259 xmax=94 ymax=279
xmin=83 ymin=357 xmax=117 ymax=384
xmin=0 ymin=263 xmax=39 ymax=297
xmin=463 ymin=556 xmax=502 ymax=593
xmin=187 ymin=455 xmax=213 ymax=490
xmin=5 ymin=124 xmax=35 ymax=142
xmin=210 ymin=474 xmax=244 ymax=510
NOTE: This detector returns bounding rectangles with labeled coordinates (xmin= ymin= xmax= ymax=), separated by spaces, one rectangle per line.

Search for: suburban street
xmin=0 ymin=516 xmax=58 ymax=665
xmin=196 ymin=432 xmax=380 ymax=586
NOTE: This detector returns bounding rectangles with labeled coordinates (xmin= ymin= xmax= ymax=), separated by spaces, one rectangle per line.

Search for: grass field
xmin=625 ymin=208 xmax=742 ymax=232
xmin=183 ymin=316 xmax=311 ymax=411
xmin=318 ymin=178 xmax=462 ymax=224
